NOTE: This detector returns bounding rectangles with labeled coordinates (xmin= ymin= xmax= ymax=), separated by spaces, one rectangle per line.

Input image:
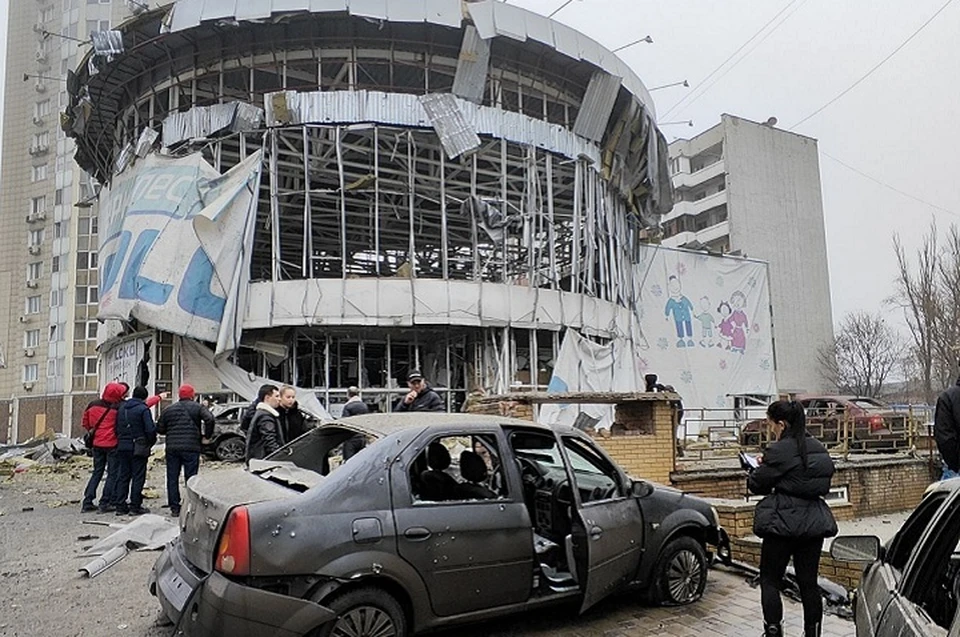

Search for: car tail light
xmin=868 ymin=415 xmax=884 ymax=432
xmin=215 ymin=506 xmax=250 ymax=576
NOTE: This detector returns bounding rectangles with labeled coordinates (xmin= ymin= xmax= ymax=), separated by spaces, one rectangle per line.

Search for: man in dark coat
xmin=81 ymin=382 xmax=126 ymax=513
xmin=341 ymin=386 xmax=369 ymax=460
xmin=245 ymin=385 xmax=283 ymax=463
xmin=157 ymin=384 xmax=215 ymax=517
xmin=113 ymin=386 xmax=157 ymax=516
xmin=395 ymin=370 xmax=444 ymax=412
xmin=240 ymin=384 xmax=278 ymax=433
xmin=934 ymin=376 xmax=960 ymax=480
xmin=278 ymin=385 xmax=310 ymax=441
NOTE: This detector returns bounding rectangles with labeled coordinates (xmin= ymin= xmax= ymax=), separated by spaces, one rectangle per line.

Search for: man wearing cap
xmin=156 ymin=384 xmax=215 ymax=517
xmin=396 ymin=370 xmax=445 ymax=412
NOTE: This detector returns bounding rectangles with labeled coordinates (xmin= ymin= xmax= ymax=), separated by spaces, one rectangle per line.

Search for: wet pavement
xmin=449 ymin=565 xmax=853 ymax=637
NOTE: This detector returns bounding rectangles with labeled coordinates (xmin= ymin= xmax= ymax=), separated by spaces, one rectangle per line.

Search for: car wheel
xmin=649 ymin=536 xmax=708 ymax=606
xmin=215 ymin=436 xmax=246 ymax=462
xmin=316 ymin=587 xmax=407 ymax=637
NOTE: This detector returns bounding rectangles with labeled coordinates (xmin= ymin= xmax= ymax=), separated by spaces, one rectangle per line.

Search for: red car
xmin=740 ymin=395 xmax=909 ymax=450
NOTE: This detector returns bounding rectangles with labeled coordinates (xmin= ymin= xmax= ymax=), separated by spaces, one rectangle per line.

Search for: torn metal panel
xmin=522 ymin=10 xmax=554 ymax=48
xmin=418 ymin=94 xmax=482 ymax=159
xmin=169 ymin=0 xmax=204 ymax=32
xmin=134 ymin=127 xmax=159 ymax=157
xmin=573 ymin=71 xmax=622 ymax=143
xmin=84 ymin=514 xmax=180 ymax=556
xmin=491 ymin=2 xmax=527 ymax=42
xmin=236 ymin=3 xmax=272 ymax=20
xmin=452 ymin=26 xmax=490 ymax=105
xmin=424 ymin=0 xmax=462 ymax=28
xmin=79 ymin=545 xmax=129 ymax=578
xmin=161 ymin=102 xmax=264 ymax=148
xmin=461 ymin=196 xmax=522 ymax=243
xmin=467 ymin=0 xmax=496 ymax=39
xmin=550 ymin=21 xmax=580 ymax=59
xmin=309 ymin=0 xmax=349 ymax=12
xmin=114 ymin=142 xmax=135 ymax=175
xmin=91 ymin=30 xmax=124 ymax=57
xmin=387 ymin=0 xmax=427 ymax=22
xmin=200 ymin=0 xmax=239 ymax=21
xmin=350 ymin=0 xmax=389 ymax=20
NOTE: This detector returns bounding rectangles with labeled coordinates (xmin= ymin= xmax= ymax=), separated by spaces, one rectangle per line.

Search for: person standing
xmin=80 ymin=382 xmax=126 ymax=513
xmin=277 ymin=385 xmax=310 ymax=441
xmin=395 ymin=370 xmax=444 ymax=412
xmin=748 ymin=400 xmax=837 ymax=637
xmin=113 ymin=386 xmax=158 ymax=516
xmin=157 ymin=384 xmax=215 ymax=517
xmin=341 ymin=386 xmax=369 ymax=460
xmin=245 ymin=385 xmax=283 ymax=463
xmin=934 ymin=376 xmax=960 ymax=480
xmin=240 ymin=383 xmax=277 ymax=433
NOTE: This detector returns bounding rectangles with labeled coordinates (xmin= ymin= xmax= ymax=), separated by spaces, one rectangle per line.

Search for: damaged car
xmin=149 ymin=413 xmax=730 ymax=636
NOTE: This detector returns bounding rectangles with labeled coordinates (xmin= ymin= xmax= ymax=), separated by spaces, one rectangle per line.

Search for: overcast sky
xmin=2 ymin=0 xmax=957 ymax=328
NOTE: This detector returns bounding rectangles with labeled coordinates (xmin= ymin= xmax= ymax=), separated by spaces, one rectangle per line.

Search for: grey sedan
xmin=150 ymin=413 xmax=730 ymax=636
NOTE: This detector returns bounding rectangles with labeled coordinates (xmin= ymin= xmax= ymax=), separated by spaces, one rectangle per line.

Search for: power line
xmin=669 ymin=0 xmax=809 ymax=119
xmin=660 ymin=0 xmax=799 ymax=120
xmin=821 ymin=150 xmax=960 ymax=220
xmin=789 ymin=0 xmax=956 ymax=130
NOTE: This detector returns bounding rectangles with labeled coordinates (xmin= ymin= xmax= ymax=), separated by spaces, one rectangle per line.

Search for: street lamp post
xmin=649 ymin=80 xmax=689 ymax=92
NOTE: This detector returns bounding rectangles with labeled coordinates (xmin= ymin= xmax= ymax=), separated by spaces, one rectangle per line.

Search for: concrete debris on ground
xmin=79 ymin=545 xmax=129 ymax=578
xmin=0 ymin=431 xmax=90 ymax=473
xmin=83 ymin=513 xmax=179 ymax=556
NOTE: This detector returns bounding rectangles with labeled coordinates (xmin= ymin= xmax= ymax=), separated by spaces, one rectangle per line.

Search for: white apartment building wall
xmin=0 ymin=0 xmax=149 ymax=442
xmin=665 ymin=114 xmax=835 ymax=394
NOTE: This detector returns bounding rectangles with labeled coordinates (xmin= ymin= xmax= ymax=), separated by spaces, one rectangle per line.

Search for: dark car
xmin=831 ymin=479 xmax=960 ymax=636
xmin=149 ymin=413 xmax=730 ymax=637
xmin=201 ymin=403 xmax=249 ymax=462
xmin=740 ymin=395 xmax=909 ymax=450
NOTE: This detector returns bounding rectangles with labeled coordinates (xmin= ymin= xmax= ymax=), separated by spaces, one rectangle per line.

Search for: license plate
xmin=159 ymin=569 xmax=194 ymax=612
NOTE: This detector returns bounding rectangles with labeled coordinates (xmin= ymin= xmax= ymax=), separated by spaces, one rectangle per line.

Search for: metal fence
xmin=676 ymin=404 xmax=934 ymax=464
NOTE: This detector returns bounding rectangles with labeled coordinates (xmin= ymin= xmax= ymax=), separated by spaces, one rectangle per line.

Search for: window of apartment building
xmin=76 ymin=251 xmax=98 ymax=270
xmin=47 ymin=358 xmax=63 ymax=378
xmin=53 ymin=222 xmax=64 ymax=239
xmin=86 ymin=19 xmax=110 ymax=37
xmin=87 ymin=321 xmax=98 ymax=340
xmin=55 ymin=155 xmax=65 ymax=174
xmin=33 ymin=132 xmax=49 ymax=149
xmin=26 ymin=296 xmax=42 ymax=314
xmin=55 ymin=188 xmax=63 ymax=205
xmin=31 ymin=196 xmax=46 ymax=215
xmin=35 ymin=100 xmax=50 ymax=119
xmin=28 ymin=229 xmax=45 ymax=246
xmin=24 ymin=330 xmax=41 ymax=349
xmin=87 ymin=0 xmax=111 ymax=4
xmin=23 ymin=364 xmax=39 ymax=383
xmin=31 ymin=164 xmax=48 ymax=182
xmin=40 ymin=6 xmax=55 ymax=23
xmin=73 ymin=356 xmax=98 ymax=376
xmin=51 ymin=256 xmax=60 ymax=273
xmin=74 ymin=321 xmax=98 ymax=341
xmin=27 ymin=262 xmax=43 ymax=280
xmin=717 ymin=180 xmax=726 ymax=192
xmin=49 ymin=324 xmax=59 ymax=342
xmin=78 ymin=218 xmax=94 ymax=235
xmin=50 ymin=289 xmax=61 ymax=307
xmin=77 ymin=286 xmax=99 ymax=304
xmin=693 ymin=190 xmax=706 ymax=201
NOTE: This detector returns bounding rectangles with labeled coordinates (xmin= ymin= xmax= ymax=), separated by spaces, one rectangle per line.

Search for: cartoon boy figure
xmin=695 ymin=296 xmax=716 ymax=348
xmin=664 ymin=275 xmax=695 ymax=348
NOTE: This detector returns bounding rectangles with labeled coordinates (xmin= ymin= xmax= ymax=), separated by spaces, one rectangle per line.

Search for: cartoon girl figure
xmin=717 ymin=301 xmax=734 ymax=350
xmin=728 ymin=290 xmax=749 ymax=354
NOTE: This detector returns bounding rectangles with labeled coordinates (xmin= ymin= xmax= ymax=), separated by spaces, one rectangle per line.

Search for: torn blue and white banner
xmin=97 ymin=151 xmax=262 ymax=355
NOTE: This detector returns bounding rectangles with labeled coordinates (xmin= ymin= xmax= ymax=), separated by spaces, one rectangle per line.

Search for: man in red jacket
xmin=81 ymin=382 xmax=126 ymax=512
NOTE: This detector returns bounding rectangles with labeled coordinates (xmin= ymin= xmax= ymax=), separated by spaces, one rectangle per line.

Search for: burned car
xmin=832 ymin=479 xmax=960 ymax=636
xmin=201 ymin=403 xmax=249 ymax=462
xmin=150 ymin=413 xmax=730 ymax=636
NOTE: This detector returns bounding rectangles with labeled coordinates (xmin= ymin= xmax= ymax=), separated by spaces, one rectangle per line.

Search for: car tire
xmin=214 ymin=436 xmax=246 ymax=462
xmin=314 ymin=587 xmax=407 ymax=637
xmin=648 ymin=536 xmax=708 ymax=606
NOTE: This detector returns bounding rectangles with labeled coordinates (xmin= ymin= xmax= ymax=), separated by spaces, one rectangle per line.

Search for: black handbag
xmin=82 ymin=408 xmax=112 ymax=452
xmin=133 ymin=437 xmax=153 ymax=458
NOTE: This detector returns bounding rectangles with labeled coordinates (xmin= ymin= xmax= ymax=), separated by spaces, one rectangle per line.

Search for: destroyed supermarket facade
xmin=16 ymin=0 xmax=694 ymax=436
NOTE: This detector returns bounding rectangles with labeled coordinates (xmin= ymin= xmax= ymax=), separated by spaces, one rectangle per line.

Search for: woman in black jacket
xmin=748 ymin=400 xmax=838 ymax=637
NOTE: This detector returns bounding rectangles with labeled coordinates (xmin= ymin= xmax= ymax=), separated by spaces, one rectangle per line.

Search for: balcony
xmin=664 ymin=189 xmax=727 ymax=221
xmin=662 ymin=220 xmax=731 ymax=250
xmin=672 ymin=158 xmax=725 ymax=189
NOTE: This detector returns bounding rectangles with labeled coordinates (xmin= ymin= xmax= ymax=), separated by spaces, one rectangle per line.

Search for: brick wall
xmin=71 ymin=393 xmax=98 ymax=437
xmin=730 ymin=537 xmax=866 ymax=591
xmin=675 ymin=457 xmax=932 ymax=519
xmin=16 ymin=396 xmax=63 ymax=442
xmin=0 ymin=400 xmax=9 ymax=444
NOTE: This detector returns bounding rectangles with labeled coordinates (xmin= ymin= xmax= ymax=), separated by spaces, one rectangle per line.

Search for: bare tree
xmin=818 ymin=312 xmax=904 ymax=397
xmin=893 ymin=222 xmax=960 ymax=403
xmin=893 ymin=224 xmax=940 ymax=404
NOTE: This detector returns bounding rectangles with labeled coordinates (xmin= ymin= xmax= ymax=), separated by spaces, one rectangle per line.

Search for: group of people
xmin=81 ymin=383 xmax=214 ymax=517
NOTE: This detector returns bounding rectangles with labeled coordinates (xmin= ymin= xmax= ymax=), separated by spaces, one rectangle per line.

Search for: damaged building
xmin=34 ymin=0 xmax=676 ymax=426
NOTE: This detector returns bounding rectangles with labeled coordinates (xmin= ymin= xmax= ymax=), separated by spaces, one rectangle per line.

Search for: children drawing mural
xmin=664 ymin=275 xmax=695 ymax=348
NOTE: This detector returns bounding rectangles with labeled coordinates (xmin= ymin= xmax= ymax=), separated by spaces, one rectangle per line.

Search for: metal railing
xmin=676 ymin=404 xmax=933 ymax=465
